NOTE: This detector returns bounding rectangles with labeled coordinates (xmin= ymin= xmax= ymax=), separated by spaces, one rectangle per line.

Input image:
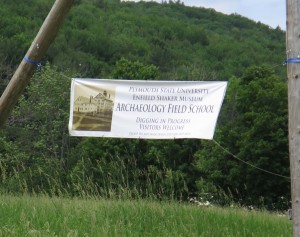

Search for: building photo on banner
xmin=69 ymin=79 xmax=227 ymax=139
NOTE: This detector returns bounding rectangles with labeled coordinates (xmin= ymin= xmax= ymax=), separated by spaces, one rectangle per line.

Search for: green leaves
xmin=195 ymin=66 xmax=289 ymax=209
xmin=112 ymin=58 xmax=159 ymax=80
xmin=0 ymin=0 xmax=288 ymax=209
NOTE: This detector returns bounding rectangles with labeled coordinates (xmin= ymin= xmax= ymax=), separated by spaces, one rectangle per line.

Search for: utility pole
xmin=287 ymin=0 xmax=300 ymax=236
xmin=0 ymin=0 xmax=74 ymax=127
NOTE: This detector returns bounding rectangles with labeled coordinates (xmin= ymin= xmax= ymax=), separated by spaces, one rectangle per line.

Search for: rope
xmin=212 ymin=139 xmax=291 ymax=180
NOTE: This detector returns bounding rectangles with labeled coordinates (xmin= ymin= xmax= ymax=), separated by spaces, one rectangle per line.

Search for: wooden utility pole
xmin=0 ymin=0 xmax=74 ymax=127
xmin=287 ymin=0 xmax=300 ymax=236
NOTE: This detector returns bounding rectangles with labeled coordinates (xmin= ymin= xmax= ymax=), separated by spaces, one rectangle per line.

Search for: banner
xmin=69 ymin=79 xmax=227 ymax=139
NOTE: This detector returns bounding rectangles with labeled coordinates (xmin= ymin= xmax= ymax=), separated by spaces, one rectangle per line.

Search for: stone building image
xmin=74 ymin=90 xmax=114 ymax=115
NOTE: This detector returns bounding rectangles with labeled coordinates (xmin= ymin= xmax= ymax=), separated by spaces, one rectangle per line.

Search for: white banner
xmin=69 ymin=79 xmax=227 ymax=139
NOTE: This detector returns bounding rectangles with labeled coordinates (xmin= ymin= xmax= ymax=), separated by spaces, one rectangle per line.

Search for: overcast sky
xmin=122 ymin=0 xmax=286 ymax=30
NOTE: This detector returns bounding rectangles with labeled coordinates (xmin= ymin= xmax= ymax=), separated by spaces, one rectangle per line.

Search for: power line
xmin=212 ymin=139 xmax=291 ymax=180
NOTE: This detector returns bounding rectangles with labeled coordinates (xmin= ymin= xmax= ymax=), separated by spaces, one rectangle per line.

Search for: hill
xmin=0 ymin=0 xmax=286 ymax=84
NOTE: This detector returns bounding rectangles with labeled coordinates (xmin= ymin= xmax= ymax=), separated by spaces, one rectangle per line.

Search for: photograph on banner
xmin=69 ymin=79 xmax=227 ymax=140
xmin=72 ymin=82 xmax=115 ymax=131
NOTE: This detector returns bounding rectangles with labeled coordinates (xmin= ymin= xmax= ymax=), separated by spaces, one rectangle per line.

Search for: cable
xmin=212 ymin=139 xmax=291 ymax=180
xmin=38 ymin=63 xmax=291 ymax=180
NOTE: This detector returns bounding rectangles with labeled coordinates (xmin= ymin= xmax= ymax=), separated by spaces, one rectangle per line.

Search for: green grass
xmin=0 ymin=194 xmax=291 ymax=237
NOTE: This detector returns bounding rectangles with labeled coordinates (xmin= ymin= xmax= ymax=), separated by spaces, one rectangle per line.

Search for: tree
xmin=195 ymin=66 xmax=289 ymax=210
xmin=2 ymin=64 xmax=75 ymax=194
xmin=112 ymin=57 xmax=159 ymax=80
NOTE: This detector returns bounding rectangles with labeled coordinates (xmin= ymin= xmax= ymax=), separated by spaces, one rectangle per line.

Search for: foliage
xmin=0 ymin=0 xmax=289 ymax=210
xmin=1 ymin=64 xmax=74 ymax=194
xmin=195 ymin=66 xmax=289 ymax=210
xmin=112 ymin=57 xmax=159 ymax=80
xmin=0 ymin=0 xmax=286 ymax=80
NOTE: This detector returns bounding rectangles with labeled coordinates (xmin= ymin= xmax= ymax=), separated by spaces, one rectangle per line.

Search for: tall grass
xmin=0 ymin=194 xmax=292 ymax=237
xmin=0 ymin=149 xmax=292 ymax=236
xmin=0 ymin=154 xmax=291 ymax=212
xmin=0 ymin=155 xmax=188 ymax=201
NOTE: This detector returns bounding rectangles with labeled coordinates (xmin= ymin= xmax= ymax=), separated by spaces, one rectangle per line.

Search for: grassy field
xmin=0 ymin=194 xmax=291 ymax=237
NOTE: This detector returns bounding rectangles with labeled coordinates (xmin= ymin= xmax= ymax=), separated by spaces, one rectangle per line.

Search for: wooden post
xmin=287 ymin=0 xmax=300 ymax=236
xmin=0 ymin=0 xmax=74 ymax=127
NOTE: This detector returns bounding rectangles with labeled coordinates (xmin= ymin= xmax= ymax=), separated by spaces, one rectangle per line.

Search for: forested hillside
xmin=0 ymin=0 xmax=289 ymax=210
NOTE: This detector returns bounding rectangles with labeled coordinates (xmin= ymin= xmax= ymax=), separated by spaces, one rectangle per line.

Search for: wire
xmin=38 ymin=63 xmax=291 ymax=180
xmin=212 ymin=139 xmax=291 ymax=180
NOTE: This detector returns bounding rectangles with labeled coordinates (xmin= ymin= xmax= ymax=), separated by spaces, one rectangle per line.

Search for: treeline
xmin=0 ymin=0 xmax=289 ymax=210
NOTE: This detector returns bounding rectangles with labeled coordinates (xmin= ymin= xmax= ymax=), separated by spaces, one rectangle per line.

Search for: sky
xmin=122 ymin=0 xmax=286 ymax=30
